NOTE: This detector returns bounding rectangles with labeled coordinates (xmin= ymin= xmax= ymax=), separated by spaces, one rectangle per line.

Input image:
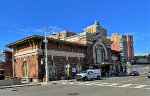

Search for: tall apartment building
xmin=110 ymin=33 xmax=134 ymax=60
xmin=49 ymin=30 xmax=76 ymax=40
xmin=83 ymin=20 xmax=107 ymax=37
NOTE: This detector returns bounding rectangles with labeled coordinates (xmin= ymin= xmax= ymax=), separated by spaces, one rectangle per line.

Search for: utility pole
xmin=43 ymin=28 xmax=49 ymax=83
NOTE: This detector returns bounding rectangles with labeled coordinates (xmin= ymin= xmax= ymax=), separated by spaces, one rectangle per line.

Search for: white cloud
xmin=122 ymin=32 xmax=136 ymax=36
xmin=4 ymin=26 xmax=63 ymax=37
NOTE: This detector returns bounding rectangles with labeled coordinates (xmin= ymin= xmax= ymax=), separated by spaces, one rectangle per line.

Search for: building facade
xmin=49 ymin=30 xmax=77 ymax=40
xmin=110 ymin=33 xmax=134 ymax=60
xmin=0 ymin=50 xmax=13 ymax=79
xmin=134 ymin=54 xmax=150 ymax=64
xmin=7 ymin=35 xmax=86 ymax=82
xmin=7 ymin=21 xmax=122 ymax=82
xmin=50 ymin=21 xmax=121 ymax=76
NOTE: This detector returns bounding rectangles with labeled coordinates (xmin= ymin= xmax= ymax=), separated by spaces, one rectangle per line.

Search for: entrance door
xmin=22 ymin=61 xmax=28 ymax=78
xmin=49 ymin=61 xmax=57 ymax=80
xmin=76 ymin=61 xmax=82 ymax=73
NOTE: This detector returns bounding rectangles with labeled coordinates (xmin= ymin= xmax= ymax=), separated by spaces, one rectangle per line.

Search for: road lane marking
xmin=118 ymin=84 xmax=133 ymax=87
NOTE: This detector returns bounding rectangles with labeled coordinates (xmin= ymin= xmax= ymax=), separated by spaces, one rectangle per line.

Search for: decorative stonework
xmin=93 ymin=38 xmax=108 ymax=64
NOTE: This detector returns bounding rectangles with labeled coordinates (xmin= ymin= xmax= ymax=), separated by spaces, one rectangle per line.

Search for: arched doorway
xmin=95 ymin=45 xmax=106 ymax=64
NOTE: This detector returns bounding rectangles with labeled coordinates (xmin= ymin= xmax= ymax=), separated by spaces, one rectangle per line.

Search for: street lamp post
xmin=44 ymin=31 xmax=49 ymax=83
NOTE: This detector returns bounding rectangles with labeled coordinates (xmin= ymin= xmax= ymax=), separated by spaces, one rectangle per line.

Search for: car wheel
xmin=84 ymin=77 xmax=88 ymax=81
xmin=97 ymin=76 xmax=101 ymax=80
xmin=76 ymin=79 xmax=79 ymax=81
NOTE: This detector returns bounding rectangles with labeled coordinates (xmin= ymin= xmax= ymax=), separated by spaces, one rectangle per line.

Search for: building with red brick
xmin=0 ymin=50 xmax=13 ymax=79
xmin=7 ymin=35 xmax=86 ymax=82
xmin=7 ymin=21 xmax=122 ymax=82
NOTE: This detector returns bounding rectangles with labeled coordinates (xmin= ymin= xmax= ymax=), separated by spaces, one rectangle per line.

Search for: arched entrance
xmin=95 ymin=45 xmax=105 ymax=64
xmin=93 ymin=39 xmax=108 ymax=64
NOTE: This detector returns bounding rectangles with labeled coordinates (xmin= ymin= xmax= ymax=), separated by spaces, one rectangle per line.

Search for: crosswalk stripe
xmin=69 ymin=82 xmax=75 ymax=84
xmin=133 ymin=85 xmax=147 ymax=88
xmin=62 ymin=82 xmax=68 ymax=84
xmin=118 ymin=84 xmax=133 ymax=87
xmin=84 ymin=82 xmax=99 ymax=85
xmin=76 ymin=82 xmax=90 ymax=85
xmin=96 ymin=83 xmax=109 ymax=86
xmin=60 ymin=82 xmax=150 ymax=90
xmin=105 ymin=83 xmax=118 ymax=86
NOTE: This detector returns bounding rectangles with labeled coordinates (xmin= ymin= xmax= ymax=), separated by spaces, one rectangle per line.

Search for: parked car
xmin=148 ymin=71 xmax=150 ymax=78
xmin=75 ymin=69 xmax=101 ymax=81
xmin=130 ymin=71 xmax=139 ymax=76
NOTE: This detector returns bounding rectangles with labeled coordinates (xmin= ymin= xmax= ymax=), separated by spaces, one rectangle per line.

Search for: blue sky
xmin=0 ymin=0 xmax=150 ymax=54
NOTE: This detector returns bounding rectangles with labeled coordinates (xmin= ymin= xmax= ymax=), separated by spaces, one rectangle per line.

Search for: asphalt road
xmin=0 ymin=74 xmax=150 ymax=96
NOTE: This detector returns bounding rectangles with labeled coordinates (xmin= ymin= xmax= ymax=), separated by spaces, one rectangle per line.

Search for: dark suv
xmin=130 ymin=71 xmax=139 ymax=76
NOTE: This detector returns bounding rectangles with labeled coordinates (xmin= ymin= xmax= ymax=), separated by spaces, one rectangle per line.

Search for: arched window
xmin=95 ymin=45 xmax=105 ymax=64
xmin=22 ymin=61 xmax=28 ymax=77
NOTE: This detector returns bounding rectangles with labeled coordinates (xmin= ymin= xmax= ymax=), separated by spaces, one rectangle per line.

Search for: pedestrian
xmin=66 ymin=68 xmax=70 ymax=81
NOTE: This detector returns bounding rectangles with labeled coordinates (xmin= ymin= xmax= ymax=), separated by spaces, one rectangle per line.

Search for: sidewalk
xmin=0 ymin=79 xmax=76 ymax=89
xmin=0 ymin=83 xmax=42 ymax=89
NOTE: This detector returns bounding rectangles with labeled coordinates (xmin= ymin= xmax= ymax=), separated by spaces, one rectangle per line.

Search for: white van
xmin=75 ymin=69 xmax=101 ymax=81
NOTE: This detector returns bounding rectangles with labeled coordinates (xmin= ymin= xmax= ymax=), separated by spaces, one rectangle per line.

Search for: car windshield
xmin=132 ymin=71 xmax=137 ymax=73
xmin=81 ymin=71 xmax=87 ymax=73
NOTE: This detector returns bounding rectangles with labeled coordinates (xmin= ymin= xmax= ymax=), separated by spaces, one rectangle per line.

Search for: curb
xmin=0 ymin=79 xmax=75 ymax=89
xmin=0 ymin=83 xmax=42 ymax=89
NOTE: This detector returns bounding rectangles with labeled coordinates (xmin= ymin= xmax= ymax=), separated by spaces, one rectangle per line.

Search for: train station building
xmin=7 ymin=21 xmax=121 ymax=82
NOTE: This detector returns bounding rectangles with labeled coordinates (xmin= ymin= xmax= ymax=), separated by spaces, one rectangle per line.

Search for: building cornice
xmin=14 ymin=49 xmax=85 ymax=58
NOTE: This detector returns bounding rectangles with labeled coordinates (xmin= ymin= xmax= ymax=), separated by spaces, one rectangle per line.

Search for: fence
xmin=132 ymin=65 xmax=150 ymax=74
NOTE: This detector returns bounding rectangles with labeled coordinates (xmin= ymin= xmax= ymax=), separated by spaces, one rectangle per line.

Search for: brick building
xmin=50 ymin=21 xmax=121 ymax=76
xmin=7 ymin=21 xmax=122 ymax=82
xmin=7 ymin=35 xmax=86 ymax=82
xmin=0 ymin=50 xmax=13 ymax=79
